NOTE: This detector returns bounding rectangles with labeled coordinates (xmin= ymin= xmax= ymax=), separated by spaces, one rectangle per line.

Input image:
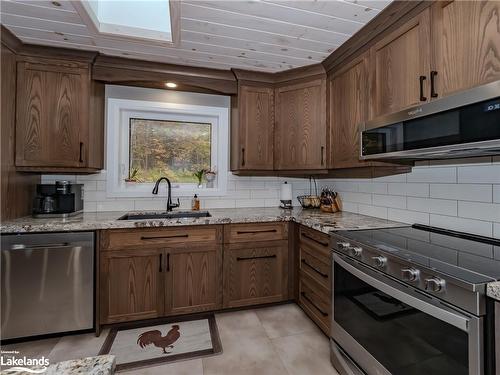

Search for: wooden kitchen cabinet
xmin=330 ymin=54 xmax=370 ymax=169
xmin=430 ymin=1 xmax=500 ymax=99
xmin=165 ymin=245 xmax=222 ymax=315
xmin=231 ymin=83 xmax=274 ymax=171
xmin=15 ymin=56 xmax=104 ymax=172
xmin=100 ymin=248 xmax=165 ymax=324
xmin=223 ymin=222 xmax=289 ymax=308
xmin=369 ymin=8 xmax=431 ymax=120
xmin=297 ymin=226 xmax=331 ymax=335
xmin=274 ymin=78 xmax=327 ymax=170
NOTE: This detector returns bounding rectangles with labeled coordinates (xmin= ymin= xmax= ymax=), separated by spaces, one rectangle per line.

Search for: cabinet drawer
xmin=299 ymin=245 xmax=331 ymax=291
xmin=100 ymin=226 xmax=220 ymax=251
xmin=224 ymin=222 xmax=288 ymax=243
xmin=299 ymin=226 xmax=330 ymax=258
xmin=298 ymin=271 xmax=331 ymax=335
xmin=223 ymin=241 xmax=288 ymax=308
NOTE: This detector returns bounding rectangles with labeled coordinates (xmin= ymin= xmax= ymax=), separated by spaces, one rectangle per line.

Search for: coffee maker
xmin=32 ymin=181 xmax=84 ymax=218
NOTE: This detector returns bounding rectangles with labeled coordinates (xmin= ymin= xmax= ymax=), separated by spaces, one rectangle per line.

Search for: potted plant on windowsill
xmin=194 ymin=169 xmax=205 ymax=189
xmin=125 ymin=168 xmax=139 ymax=183
xmin=205 ymin=170 xmax=217 ymax=188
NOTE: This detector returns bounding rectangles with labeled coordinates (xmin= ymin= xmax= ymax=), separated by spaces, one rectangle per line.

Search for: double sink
xmin=118 ymin=211 xmax=211 ymax=220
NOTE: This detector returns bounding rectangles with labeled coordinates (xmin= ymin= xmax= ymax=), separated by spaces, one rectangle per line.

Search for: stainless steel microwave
xmin=360 ymin=80 xmax=500 ymax=160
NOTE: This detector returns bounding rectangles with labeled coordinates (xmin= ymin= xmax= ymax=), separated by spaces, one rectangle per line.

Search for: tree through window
xmin=129 ymin=118 xmax=211 ymax=183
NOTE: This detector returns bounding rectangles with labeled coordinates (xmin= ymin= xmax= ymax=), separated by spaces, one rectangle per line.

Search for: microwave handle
xmin=334 ymin=254 xmax=470 ymax=332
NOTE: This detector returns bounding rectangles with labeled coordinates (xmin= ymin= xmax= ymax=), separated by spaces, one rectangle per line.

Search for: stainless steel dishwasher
xmin=1 ymin=232 xmax=94 ymax=340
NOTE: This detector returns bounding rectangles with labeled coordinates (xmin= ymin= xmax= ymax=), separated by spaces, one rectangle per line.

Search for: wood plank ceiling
xmin=0 ymin=0 xmax=391 ymax=72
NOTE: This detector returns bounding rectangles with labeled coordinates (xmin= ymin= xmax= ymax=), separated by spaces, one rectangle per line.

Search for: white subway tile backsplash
xmin=407 ymin=197 xmax=458 ymax=216
xmin=341 ymin=202 xmax=358 ymax=213
xmin=358 ymin=183 xmax=388 ymax=194
xmin=372 ymin=194 xmax=406 ymax=209
xmin=495 ymin=223 xmax=500 ymax=239
xmin=494 ymin=185 xmax=500 ymax=203
xmin=458 ymin=165 xmax=500 ymax=184
xmin=388 ymin=208 xmax=430 ymax=225
xmin=430 ymin=184 xmax=492 ymax=202
xmin=358 ymin=204 xmax=388 ymax=219
xmin=457 ymin=201 xmax=500 ymax=222
xmin=340 ymin=192 xmax=372 ymax=205
xmin=96 ymin=200 xmax=135 ymax=212
xmin=387 ymin=183 xmax=429 ymax=197
xmin=406 ymin=167 xmax=456 ymax=183
xmin=250 ymin=189 xmax=279 ymax=199
xmin=430 ymin=214 xmax=493 ymax=237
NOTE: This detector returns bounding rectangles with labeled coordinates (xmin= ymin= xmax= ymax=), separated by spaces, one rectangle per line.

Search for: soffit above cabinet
xmin=0 ymin=0 xmax=391 ymax=72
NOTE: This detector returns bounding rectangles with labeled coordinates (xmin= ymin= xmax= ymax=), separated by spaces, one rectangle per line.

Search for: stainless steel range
xmin=330 ymin=224 xmax=498 ymax=375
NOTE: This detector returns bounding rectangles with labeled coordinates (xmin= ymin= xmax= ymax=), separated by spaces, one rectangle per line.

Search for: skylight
xmin=83 ymin=0 xmax=173 ymax=42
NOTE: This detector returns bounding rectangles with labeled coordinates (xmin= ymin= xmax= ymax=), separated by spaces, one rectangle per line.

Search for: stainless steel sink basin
xmin=117 ymin=211 xmax=211 ymax=220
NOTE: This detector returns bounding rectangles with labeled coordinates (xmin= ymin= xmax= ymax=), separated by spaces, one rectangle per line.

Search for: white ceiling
xmin=0 ymin=0 xmax=391 ymax=72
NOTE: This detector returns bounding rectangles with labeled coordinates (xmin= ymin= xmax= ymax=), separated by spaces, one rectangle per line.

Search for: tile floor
xmin=2 ymin=303 xmax=339 ymax=375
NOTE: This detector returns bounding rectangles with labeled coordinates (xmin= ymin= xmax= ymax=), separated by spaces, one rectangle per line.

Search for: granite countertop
xmin=487 ymin=282 xmax=500 ymax=302
xmin=0 ymin=207 xmax=405 ymax=235
xmin=0 ymin=355 xmax=115 ymax=375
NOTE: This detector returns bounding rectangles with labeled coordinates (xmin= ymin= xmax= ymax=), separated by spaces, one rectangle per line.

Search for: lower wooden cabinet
xmin=297 ymin=225 xmax=332 ymax=335
xmin=100 ymin=248 xmax=165 ymax=324
xmin=166 ymin=246 xmax=222 ymax=315
xmin=223 ymin=241 xmax=289 ymax=308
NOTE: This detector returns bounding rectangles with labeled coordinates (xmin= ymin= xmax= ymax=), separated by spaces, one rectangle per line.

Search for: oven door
xmin=331 ymin=253 xmax=483 ymax=375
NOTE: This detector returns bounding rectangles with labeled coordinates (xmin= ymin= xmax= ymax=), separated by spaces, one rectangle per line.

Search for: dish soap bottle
xmin=192 ymin=194 xmax=200 ymax=211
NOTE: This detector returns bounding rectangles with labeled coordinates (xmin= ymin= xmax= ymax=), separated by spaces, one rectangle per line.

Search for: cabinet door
xmin=165 ymin=246 xmax=221 ymax=315
xmin=275 ymin=79 xmax=327 ymax=170
xmin=431 ymin=1 xmax=500 ymax=98
xmin=16 ymin=62 xmax=88 ymax=168
xmin=223 ymin=241 xmax=288 ymax=308
xmin=330 ymin=55 xmax=369 ymax=169
xmin=236 ymin=84 xmax=274 ymax=170
xmin=100 ymin=249 xmax=164 ymax=324
xmin=369 ymin=8 xmax=431 ymax=119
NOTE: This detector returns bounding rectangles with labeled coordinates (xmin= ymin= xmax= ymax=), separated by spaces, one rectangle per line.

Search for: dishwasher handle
xmin=10 ymin=243 xmax=70 ymax=250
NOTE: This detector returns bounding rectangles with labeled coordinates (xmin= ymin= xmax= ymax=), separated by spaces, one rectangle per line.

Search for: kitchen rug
xmin=98 ymin=314 xmax=222 ymax=372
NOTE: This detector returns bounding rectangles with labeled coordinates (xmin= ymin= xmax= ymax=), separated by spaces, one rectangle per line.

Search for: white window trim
xmin=106 ymin=97 xmax=229 ymax=198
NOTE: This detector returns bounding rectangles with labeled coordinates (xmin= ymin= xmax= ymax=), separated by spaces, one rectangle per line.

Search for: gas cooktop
xmin=336 ymin=224 xmax=500 ymax=285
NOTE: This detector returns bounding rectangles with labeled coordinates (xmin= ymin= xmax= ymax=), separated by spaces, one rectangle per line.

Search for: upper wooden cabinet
xmin=330 ymin=55 xmax=369 ymax=169
xmin=231 ymin=83 xmax=274 ymax=171
xmin=369 ymin=8 xmax=431 ymax=120
xmin=15 ymin=56 xmax=104 ymax=172
xmin=431 ymin=0 xmax=500 ymax=98
xmin=275 ymin=78 xmax=327 ymax=170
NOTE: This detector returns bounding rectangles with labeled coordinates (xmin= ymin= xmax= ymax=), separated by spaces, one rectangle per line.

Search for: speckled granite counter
xmin=0 ymin=355 xmax=115 ymax=375
xmin=0 ymin=207 xmax=405 ymax=234
xmin=487 ymin=281 xmax=500 ymax=302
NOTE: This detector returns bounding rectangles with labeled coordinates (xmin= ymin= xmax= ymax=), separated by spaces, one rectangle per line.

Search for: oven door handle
xmin=334 ymin=254 xmax=470 ymax=332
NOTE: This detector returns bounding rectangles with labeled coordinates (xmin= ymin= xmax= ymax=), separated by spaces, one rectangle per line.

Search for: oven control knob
xmin=372 ymin=256 xmax=387 ymax=268
xmin=337 ymin=241 xmax=351 ymax=250
xmin=424 ymin=277 xmax=446 ymax=293
xmin=348 ymin=246 xmax=363 ymax=257
xmin=401 ymin=268 xmax=420 ymax=282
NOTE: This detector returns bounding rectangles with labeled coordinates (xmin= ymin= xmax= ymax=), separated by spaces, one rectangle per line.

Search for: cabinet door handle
xmin=166 ymin=253 xmax=170 ymax=272
xmin=159 ymin=253 xmax=163 ymax=272
xmin=241 ymin=148 xmax=245 ymax=167
xmin=79 ymin=142 xmax=84 ymax=163
xmin=236 ymin=229 xmax=277 ymax=235
xmin=419 ymin=75 xmax=427 ymax=101
xmin=140 ymin=234 xmax=189 ymax=240
xmin=237 ymin=254 xmax=277 ymax=261
xmin=430 ymin=71 xmax=438 ymax=98
xmin=301 ymin=292 xmax=328 ymax=317
xmin=301 ymin=259 xmax=328 ymax=278
xmin=302 ymin=233 xmax=329 ymax=247
xmin=321 ymin=146 xmax=325 ymax=166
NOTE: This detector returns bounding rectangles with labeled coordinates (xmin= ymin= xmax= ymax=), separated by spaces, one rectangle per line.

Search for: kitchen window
xmin=106 ymin=86 xmax=229 ymax=198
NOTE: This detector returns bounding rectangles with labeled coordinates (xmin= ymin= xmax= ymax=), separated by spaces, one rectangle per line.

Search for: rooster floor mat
xmin=98 ymin=314 xmax=222 ymax=372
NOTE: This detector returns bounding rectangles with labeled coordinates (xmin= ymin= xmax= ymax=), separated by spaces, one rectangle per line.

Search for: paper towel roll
xmin=280 ymin=181 xmax=292 ymax=201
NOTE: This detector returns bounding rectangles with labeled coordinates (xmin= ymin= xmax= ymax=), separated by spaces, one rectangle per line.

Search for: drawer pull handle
xmin=302 ymin=233 xmax=328 ymax=247
xmin=159 ymin=253 xmax=163 ymax=272
xmin=301 ymin=292 xmax=328 ymax=317
xmin=236 ymin=229 xmax=278 ymax=235
xmin=166 ymin=253 xmax=170 ymax=272
xmin=301 ymin=259 xmax=328 ymax=278
xmin=141 ymin=234 xmax=189 ymax=240
xmin=237 ymin=254 xmax=277 ymax=261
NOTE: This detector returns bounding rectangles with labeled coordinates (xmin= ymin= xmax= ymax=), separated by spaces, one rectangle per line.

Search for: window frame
xmin=106 ymin=97 xmax=229 ymax=198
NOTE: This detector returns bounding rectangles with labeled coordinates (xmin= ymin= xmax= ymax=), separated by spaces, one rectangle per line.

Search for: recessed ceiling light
xmin=165 ymin=82 xmax=177 ymax=88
